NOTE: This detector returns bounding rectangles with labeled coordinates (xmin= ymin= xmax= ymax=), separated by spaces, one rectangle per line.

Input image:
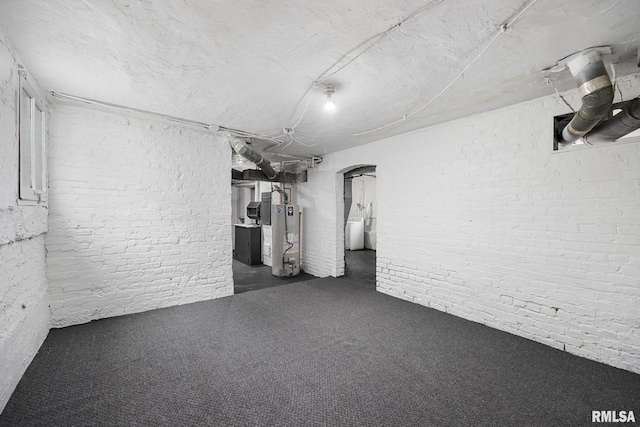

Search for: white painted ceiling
xmin=2 ymin=0 xmax=640 ymax=160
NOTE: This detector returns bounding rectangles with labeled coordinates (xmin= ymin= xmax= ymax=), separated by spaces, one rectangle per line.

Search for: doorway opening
xmin=343 ymin=166 xmax=377 ymax=285
xmin=231 ymin=181 xmax=315 ymax=294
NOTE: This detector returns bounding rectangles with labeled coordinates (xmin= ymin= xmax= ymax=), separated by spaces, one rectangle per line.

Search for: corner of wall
xmin=0 ymin=29 xmax=50 ymax=413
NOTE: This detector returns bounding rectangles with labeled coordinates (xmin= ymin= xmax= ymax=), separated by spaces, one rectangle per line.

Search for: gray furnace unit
xmin=271 ymin=202 xmax=300 ymax=277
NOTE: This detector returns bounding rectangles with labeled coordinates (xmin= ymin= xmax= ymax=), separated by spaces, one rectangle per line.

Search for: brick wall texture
xmin=299 ymin=73 xmax=640 ymax=374
xmin=3 ymin=33 xmax=640 ymax=417
xmin=0 ymin=31 xmax=49 ymax=412
xmin=47 ymin=108 xmax=233 ymax=328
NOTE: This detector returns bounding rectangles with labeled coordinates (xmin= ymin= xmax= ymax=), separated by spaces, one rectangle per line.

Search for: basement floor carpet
xmin=232 ymin=259 xmax=316 ymax=294
xmin=2 ymin=253 xmax=639 ymax=426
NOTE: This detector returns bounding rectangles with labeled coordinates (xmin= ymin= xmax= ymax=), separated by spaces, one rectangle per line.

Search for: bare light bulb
xmin=324 ymin=98 xmax=336 ymax=111
xmin=323 ymin=84 xmax=336 ymax=111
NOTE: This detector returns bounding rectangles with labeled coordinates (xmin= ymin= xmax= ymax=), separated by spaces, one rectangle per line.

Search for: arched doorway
xmin=343 ymin=165 xmax=376 ymax=285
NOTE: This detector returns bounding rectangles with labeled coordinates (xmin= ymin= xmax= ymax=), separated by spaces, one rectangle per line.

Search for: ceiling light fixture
xmin=323 ymin=84 xmax=336 ymax=111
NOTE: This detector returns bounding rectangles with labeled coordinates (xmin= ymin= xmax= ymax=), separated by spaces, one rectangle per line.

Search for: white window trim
xmin=18 ymin=68 xmax=48 ymax=203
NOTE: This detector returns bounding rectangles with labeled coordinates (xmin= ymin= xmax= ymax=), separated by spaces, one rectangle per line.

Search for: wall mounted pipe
xmin=561 ymin=50 xmax=614 ymax=143
xmin=229 ymin=137 xmax=278 ymax=180
xmin=585 ymin=97 xmax=640 ymax=144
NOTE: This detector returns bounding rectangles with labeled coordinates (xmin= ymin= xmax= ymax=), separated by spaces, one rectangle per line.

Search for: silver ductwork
xmin=229 ymin=137 xmax=277 ymax=180
xmin=584 ymin=97 xmax=640 ymax=144
xmin=561 ymin=50 xmax=614 ymax=143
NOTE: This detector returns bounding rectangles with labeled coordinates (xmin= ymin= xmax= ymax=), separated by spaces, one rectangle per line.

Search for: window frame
xmin=18 ymin=69 xmax=47 ymax=203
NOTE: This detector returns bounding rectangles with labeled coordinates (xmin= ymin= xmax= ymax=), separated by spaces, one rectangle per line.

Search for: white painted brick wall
xmin=0 ymin=236 xmax=50 ymax=410
xmin=296 ymin=167 xmax=347 ymax=278
xmin=299 ymin=73 xmax=640 ymax=373
xmin=47 ymin=107 xmax=233 ymax=328
xmin=0 ymin=31 xmax=49 ymax=413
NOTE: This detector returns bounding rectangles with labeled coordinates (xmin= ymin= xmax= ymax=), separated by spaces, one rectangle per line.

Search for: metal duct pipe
xmin=584 ymin=97 xmax=640 ymax=144
xmin=229 ymin=137 xmax=277 ymax=180
xmin=561 ymin=50 xmax=614 ymax=143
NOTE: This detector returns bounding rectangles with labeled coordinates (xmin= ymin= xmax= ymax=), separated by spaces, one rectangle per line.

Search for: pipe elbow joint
xmin=562 ymin=86 xmax=614 ymax=142
xmin=561 ymin=51 xmax=614 ymax=143
xmin=229 ymin=137 xmax=278 ymax=180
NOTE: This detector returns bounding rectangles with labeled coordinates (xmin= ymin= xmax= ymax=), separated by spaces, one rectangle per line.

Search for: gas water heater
xmin=271 ymin=202 xmax=300 ymax=277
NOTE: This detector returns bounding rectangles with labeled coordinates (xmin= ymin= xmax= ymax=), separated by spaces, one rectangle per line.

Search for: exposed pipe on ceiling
xmin=584 ymin=97 xmax=640 ymax=144
xmin=561 ymin=50 xmax=614 ymax=143
xmin=229 ymin=137 xmax=278 ymax=180
xmin=50 ymin=91 xmax=219 ymax=131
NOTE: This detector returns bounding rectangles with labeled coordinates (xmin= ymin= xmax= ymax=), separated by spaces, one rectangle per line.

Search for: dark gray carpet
xmin=345 ymin=248 xmax=376 ymax=285
xmin=2 ymin=274 xmax=639 ymax=426
xmin=233 ymin=247 xmax=374 ymax=294
xmin=233 ymin=259 xmax=316 ymax=294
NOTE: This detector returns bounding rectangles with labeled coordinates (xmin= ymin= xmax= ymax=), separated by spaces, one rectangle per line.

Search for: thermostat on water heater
xmin=287 ymin=206 xmax=294 ymax=216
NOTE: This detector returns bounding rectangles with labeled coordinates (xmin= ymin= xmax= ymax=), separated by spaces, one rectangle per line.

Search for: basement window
xmin=18 ymin=71 xmax=47 ymax=203
xmin=553 ymin=101 xmax=640 ymax=152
